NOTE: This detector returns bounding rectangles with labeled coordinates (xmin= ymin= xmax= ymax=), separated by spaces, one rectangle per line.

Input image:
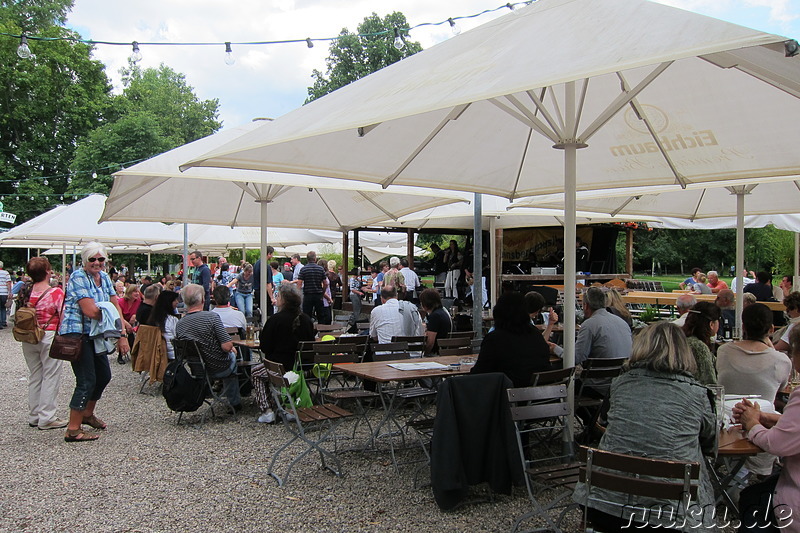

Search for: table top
xmin=333 ymin=355 xmax=472 ymax=383
xmin=624 ymin=291 xmax=785 ymax=312
xmin=718 ymin=425 xmax=762 ymax=456
xmin=232 ymin=339 xmax=259 ymax=348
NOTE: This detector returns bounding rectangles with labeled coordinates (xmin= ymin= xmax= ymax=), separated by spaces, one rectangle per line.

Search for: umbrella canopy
xmin=0 ymin=195 xmax=177 ymax=247
xmin=184 ymin=0 xmax=798 ymax=198
xmin=511 ymin=179 xmax=800 ymax=220
xmin=651 ymin=214 xmax=800 ymax=231
xmin=102 ymin=120 xmax=467 ymax=231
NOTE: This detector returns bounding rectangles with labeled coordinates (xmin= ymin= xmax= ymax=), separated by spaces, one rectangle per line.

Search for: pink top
xmin=748 ymin=388 xmax=800 ymax=531
xmin=118 ymin=297 xmax=141 ymax=322
xmin=28 ymin=286 xmax=65 ymax=331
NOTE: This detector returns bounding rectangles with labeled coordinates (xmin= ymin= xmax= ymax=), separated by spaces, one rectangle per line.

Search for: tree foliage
xmin=306 ymin=12 xmax=422 ymax=103
xmin=0 ymin=2 xmax=110 ymax=221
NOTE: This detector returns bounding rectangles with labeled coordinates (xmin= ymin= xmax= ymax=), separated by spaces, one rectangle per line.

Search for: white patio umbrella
xmin=183 ymin=0 xmax=800 ymax=446
xmin=102 ymin=120 xmax=467 ymax=322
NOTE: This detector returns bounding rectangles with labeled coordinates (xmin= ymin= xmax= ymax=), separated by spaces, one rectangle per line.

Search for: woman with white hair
xmin=60 ymin=242 xmax=131 ymax=442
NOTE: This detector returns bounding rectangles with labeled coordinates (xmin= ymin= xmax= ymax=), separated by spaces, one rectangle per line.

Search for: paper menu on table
xmin=387 ymin=362 xmax=449 ymax=370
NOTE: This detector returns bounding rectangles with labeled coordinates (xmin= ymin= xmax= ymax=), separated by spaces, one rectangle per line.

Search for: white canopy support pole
xmin=26 ymin=249 xmax=30 ymax=262
xmin=561 ymin=81 xmax=580 ymax=454
xmin=489 ymin=216 xmax=498 ymax=309
xmin=473 ymin=193 xmax=483 ymax=339
xmin=259 ymin=198 xmax=269 ymax=327
xmin=735 ymin=192 xmax=745 ymax=333
xmin=794 ymin=232 xmax=799 ymax=292
xmin=183 ymin=224 xmax=189 ymax=286
xmin=61 ymin=244 xmax=67 ymax=284
xmin=72 ymin=246 xmax=76 ymax=271
xmin=147 ymin=252 xmax=151 ymax=276
xmin=242 ymin=244 xmax=246 ymax=265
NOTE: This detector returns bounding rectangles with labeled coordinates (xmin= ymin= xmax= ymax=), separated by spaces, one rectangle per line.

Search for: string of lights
xmin=0 ymin=192 xmax=93 ymax=201
xmin=0 ymin=158 xmax=147 ymax=185
xmin=4 ymin=1 xmax=533 ymax=63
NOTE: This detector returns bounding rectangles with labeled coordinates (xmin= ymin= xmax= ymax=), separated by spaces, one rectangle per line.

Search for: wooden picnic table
xmin=332 ymin=355 xmax=471 ymax=383
xmin=624 ymin=291 xmax=785 ymax=312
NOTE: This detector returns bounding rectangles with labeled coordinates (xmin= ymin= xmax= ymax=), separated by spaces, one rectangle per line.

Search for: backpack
xmin=13 ymin=287 xmax=54 ymax=345
xmin=162 ymin=358 xmax=208 ymax=412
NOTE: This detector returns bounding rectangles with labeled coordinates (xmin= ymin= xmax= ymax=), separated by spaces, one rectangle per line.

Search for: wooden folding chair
xmin=447 ymin=330 xmax=476 ymax=340
xmin=264 ymin=360 xmax=353 ymax=486
xmin=371 ymin=341 xmax=410 ymax=362
xmin=508 ymin=383 xmax=580 ymax=533
xmin=439 ymin=346 xmax=473 ymax=356
xmin=391 ymin=335 xmax=425 ymax=357
xmin=575 ymin=358 xmax=626 ymax=442
xmin=531 ymin=366 xmax=576 ymax=387
xmin=576 ymin=446 xmax=700 ymax=531
xmin=437 ymin=336 xmax=472 ymax=349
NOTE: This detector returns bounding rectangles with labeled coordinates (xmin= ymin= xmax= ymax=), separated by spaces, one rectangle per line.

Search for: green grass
xmin=635 ymin=275 xmax=686 ymax=292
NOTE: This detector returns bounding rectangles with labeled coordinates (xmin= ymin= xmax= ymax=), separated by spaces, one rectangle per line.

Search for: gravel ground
xmin=0 ymin=328 xmax=566 ymax=533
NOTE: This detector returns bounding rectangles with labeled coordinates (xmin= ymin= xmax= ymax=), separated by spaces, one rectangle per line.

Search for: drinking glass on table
xmin=707 ymin=384 xmax=725 ymax=428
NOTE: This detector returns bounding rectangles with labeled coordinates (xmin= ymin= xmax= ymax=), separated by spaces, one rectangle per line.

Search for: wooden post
xmin=494 ymin=227 xmax=503 ymax=307
xmin=407 ymin=228 xmax=414 ymax=268
xmin=626 ymin=228 xmax=634 ymax=277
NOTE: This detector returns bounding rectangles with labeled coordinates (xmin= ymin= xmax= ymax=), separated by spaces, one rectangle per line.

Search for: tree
xmin=0 ymin=2 xmax=111 ymax=221
xmin=117 ymin=63 xmax=221 ymax=145
xmin=306 ymin=12 xmax=422 ymax=103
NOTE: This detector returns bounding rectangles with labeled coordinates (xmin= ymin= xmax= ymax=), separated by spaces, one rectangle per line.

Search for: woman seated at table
xmin=681 ymin=301 xmax=720 ymax=385
xmin=717 ymin=303 xmax=791 ymax=404
xmin=147 ymin=290 xmax=180 ymax=360
xmin=605 ymin=289 xmax=632 ymax=330
xmin=717 ymin=302 xmax=792 ymax=481
xmin=573 ymin=321 xmax=717 ymax=531
xmin=252 ymin=284 xmax=315 ymax=424
xmin=734 ymin=325 xmax=800 ymax=531
xmin=471 ymin=292 xmax=550 ymax=387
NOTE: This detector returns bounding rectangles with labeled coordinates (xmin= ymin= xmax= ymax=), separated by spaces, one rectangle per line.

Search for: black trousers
xmin=738 ymin=473 xmax=780 ymax=531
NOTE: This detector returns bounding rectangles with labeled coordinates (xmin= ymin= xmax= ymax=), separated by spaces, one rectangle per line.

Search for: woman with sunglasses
xmin=60 ymin=242 xmax=131 ymax=442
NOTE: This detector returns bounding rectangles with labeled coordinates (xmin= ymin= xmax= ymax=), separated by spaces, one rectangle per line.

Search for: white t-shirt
xmin=211 ymin=306 xmax=247 ymax=330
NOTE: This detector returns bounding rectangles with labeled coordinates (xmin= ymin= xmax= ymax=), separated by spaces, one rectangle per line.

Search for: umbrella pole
xmin=260 ymin=199 xmax=268 ymax=327
xmin=473 ymin=193 xmax=483 ymax=339
xmin=62 ymin=244 xmax=66 ymax=285
xmin=562 ymin=81 xmax=579 ymax=456
xmin=489 ymin=216 xmax=498 ymax=309
xmin=735 ymin=193 xmax=745 ymax=333
xmin=147 ymin=252 xmax=151 ymax=276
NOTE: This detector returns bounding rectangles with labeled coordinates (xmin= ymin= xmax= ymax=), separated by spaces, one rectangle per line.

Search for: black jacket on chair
xmin=431 ymin=372 xmax=523 ymax=510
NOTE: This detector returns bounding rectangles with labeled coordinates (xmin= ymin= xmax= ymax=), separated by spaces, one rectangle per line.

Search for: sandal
xmin=64 ymin=429 xmax=99 ymax=442
xmin=82 ymin=415 xmax=107 ymax=430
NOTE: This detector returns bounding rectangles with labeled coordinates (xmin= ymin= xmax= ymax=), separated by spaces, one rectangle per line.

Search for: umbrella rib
xmin=610 ymin=196 xmax=638 ymax=217
xmin=522 ymin=90 xmax=564 ymax=138
xmin=701 ymin=52 xmax=800 ymax=100
xmin=230 ymin=183 xmax=249 ymax=228
xmin=511 ymin=128 xmax=534 ymax=200
xmin=381 ymin=104 xmax=470 ymax=188
xmin=574 ymin=78 xmax=589 ymax=138
xmin=356 ymin=191 xmax=399 ymax=221
xmin=491 ymin=97 xmax=559 ymax=143
xmin=618 ymin=72 xmax=686 ymax=188
xmin=794 ymin=181 xmax=800 ymax=193
xmin=579 ymin=61 xmax=672 ymax=142
xmin=690 ymin=189 xmax=706 ymax=221
xmin=545 ymin=87 xmax=566 ymax=135
xmin=314 ymin=189 xmax=345 ymax=230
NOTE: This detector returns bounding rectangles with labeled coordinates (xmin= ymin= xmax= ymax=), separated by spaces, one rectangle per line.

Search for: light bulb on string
xmin=224 ymin=42 xmax=235 ymax=65
xmin=393 ymin=27 xmax=406 ymax=50
xmin=448 ymin=18 xmax=461 ymax=36
xmin=15 ymin=196 xmax=19 ymax=201
xmin=17 ymin=35 xmax=32 ymax=59
xmin=306 ymin=38 xmax=314 ymax=48
xmin=506 ymin=2 xmax=515 ymax=9
xmin=130 ymin=41 xmax=142 ymax=63
xmin=67 ymin=176 xmax=72 ymax=184
xmin=45 ymin=196 xmax=49 ymax=201
xmin=30 ymin=196 xmax=34 ymax=200
xmin=43 ymin=179 xmax=48 ymax=185
xmin=60 ymin=195 xmax=64 ymax=201
xmin=92 ymin=171 xmax=97 ymax=179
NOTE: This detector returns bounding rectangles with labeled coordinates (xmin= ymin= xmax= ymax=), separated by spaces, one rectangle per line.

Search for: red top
xmin=28 ymin=286 xmax=65 ymax=331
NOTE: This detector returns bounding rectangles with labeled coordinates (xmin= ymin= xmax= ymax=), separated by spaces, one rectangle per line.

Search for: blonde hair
xmin=629 ymin=321 xmax=696 ymax=375
xmin=123 ymin=284 xmax=139 ymax=301
xmin=605 ymin=290 xmax=631 ymax=322
xmin=327 ymin=260 xmax=337 ymax=272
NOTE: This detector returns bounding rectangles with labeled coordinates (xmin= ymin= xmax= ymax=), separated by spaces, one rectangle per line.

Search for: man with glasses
xmin=189 ymin=251 xmax=212 ymax=311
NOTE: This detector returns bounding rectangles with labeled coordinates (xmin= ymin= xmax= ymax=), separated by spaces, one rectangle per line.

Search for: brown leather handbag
xmin=48 ymin=294 xmax=84 ymax=362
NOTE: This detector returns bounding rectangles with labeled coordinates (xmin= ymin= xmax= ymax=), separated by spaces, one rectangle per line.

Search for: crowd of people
xmin=9 ymin=245 xmax=800 ymax=529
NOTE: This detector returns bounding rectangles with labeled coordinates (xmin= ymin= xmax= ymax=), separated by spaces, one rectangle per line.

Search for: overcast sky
xmin=64 ymin=0 xmax=799 ymax=130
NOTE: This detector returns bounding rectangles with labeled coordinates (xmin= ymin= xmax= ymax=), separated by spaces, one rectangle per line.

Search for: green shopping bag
xmin=280 ymin=352 xmax=313 ymax=409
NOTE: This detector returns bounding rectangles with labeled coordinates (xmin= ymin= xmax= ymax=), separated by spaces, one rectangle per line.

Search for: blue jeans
xmin=69 ymin=334 xmax=112 ymax=411
xmin=0 ymin=295 xmax=7 ymax=326
xmin=348 ymin=293 xmax=362 ymax=327
xmin=209 ymin=351 xmax=241 ymax=407
xmin=235 ymin=292 xmax=253 ymax=318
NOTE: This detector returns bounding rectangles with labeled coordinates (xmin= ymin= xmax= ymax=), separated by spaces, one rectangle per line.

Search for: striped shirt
xmin=175 ymin=311 xmax=232 ymax=374
xmin=60 ymin=268 xmax=116 ymax=335
xmin=297 ymin=263 xmax=326 ymax=295
xmin=0 ymin=269 xmax=11 ymax=296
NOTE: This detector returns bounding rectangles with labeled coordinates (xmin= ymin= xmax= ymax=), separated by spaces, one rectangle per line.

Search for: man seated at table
xmin=731 ymin=269 xmax=756 ymax=293
xmin=136 ymin=283 xmax=161 ymax=325
xmin=744 ymin=271 xmax=778 ymax=302
xmin=175 ymin=284 xmax=241 ymax=410
xmin=671 ymin=293 xmax=697 ymax=327
xmin=575 ymin=287 xmax=632 ymax=366
xmin=211 ymin=285 xmax=247 ymax=332
xmin=369 ymin=285 xmax=423 ymax=345
xmin=706 ymin=270 xmax=728 ymax=293
xmin=715 ymin=289 xmax=736 ymax=338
